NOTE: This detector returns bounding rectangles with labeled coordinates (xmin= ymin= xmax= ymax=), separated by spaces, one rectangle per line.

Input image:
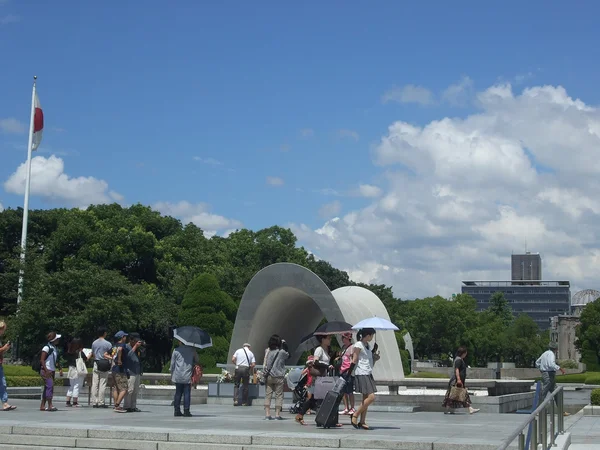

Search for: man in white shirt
xmin=536 ymin=342 xmax=566 ymax=409
xmin=231 ymin=343 xmax=255 ymax=406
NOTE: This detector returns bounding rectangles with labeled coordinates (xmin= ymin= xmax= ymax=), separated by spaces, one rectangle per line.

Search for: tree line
xmin=0 ymin=203 xmax=591 ymax=372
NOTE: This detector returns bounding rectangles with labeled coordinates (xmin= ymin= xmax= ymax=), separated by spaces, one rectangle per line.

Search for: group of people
xmin=36 ymin=327 xmax=144 ymax=413
xmin=231 ymin=328 xmax=380 ymax=429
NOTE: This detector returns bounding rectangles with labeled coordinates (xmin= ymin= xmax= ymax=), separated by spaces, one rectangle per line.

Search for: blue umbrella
xmin=352 ymin=317 xmax=399 ymax=331
xmin=173 ymin=326 xmax=213 ymax=349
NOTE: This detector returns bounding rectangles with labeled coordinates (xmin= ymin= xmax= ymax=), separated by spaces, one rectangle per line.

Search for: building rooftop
xmin=462 ymin=280 xmax=570 ymax=287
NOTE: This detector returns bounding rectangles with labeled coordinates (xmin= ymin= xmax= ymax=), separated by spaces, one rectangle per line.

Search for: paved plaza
xmin=0 ymin=399 xmax=547 ymax=449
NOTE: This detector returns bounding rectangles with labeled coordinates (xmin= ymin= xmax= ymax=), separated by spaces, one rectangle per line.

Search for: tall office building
xmin=511 ymin=252 xmax=542 ymax=281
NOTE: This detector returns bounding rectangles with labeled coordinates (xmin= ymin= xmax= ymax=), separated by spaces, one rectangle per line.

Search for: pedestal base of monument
xmin=390 ymin=391 xmax=535 ymax=413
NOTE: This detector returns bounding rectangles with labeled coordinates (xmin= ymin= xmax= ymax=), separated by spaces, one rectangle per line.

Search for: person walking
xmin=0 ymin=322 xmax=16 ymax=411
xmin=350 ymin=328 xmax=379 ymax=430
xmin=442 ymin=346 xmax=480 ymax=415
xmin=231 ymin=343 xmax=255 ymax=406
xmin=536 ymin=342 xmax=568 ymax=416
xmin=170 ymin=339 xmax=199 ymax=417
xmin=40 ymin=332 xmax=63 ymax=412
xmin=91 ymin=327 xmax=113 ymax=408
xmin=263 ymin=335 xmax=289 ymax=420
xmin=64 ymin=338 xmax=88 ymax=408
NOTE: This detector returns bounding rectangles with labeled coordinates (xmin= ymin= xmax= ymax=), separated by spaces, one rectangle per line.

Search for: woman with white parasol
xmin=347 ymin=317 xmax=399 ymax=430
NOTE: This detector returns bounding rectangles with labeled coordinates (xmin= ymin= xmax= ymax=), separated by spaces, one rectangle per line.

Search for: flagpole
xmin=16 ymin=76 xmax=37 ymax=306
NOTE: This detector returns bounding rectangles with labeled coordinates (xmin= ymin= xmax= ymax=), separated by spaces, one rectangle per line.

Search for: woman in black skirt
xmin=442 ymin=346 xmax=480 ymax=414
xmin=350 ymin=328 xmax=379 ymax=430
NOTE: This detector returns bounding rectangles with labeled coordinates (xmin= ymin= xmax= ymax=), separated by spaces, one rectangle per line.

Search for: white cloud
xmin=0 ymin=14 xmax=18 ymax=26
xmin=292 ymin=82 xmax=600 ymax=298
xmin=442 ymin=76 xmax=474 ymax=106
xmin=193 ymin=157 xmax=223 ymax=165
xmin=153 ymin=201 xmax=242 ymax=238
xmin=266 ymin=176 xmax=284 ymax=186
xmin=319 ymin=200 xmax=342 ymax=219
xmin=300 ymin=128 xmax=314 ymax=138
xmin=382 ymin=85 xmax=435 ymax=106
xmin=4 ymin=155 xmax=123 ymax=207
xmin=357 ymin=184 xmax=382 ymax=198
xmin=337 ymin=129 xmax=360 ymax=141
xmin=0 ymin=202 xmax=3 ymax=212
xmin=0 ymin=118 xmax=25 ymax=134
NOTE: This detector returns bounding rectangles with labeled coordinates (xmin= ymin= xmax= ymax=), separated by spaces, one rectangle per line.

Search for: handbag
xmin=67 ymin=366 xmax=79 ymax=379
xmin=259 ymin=350 xmax=279 ymax=386
xmin=96 ymin=358 xmax=111 ymax=372
xmin=191 ymin=364 xmax=203 ymax=385
xmin=76 ymin=352 xmax=87 ymax=375
xmin=449 ymin=385 xmax=468 ymax=402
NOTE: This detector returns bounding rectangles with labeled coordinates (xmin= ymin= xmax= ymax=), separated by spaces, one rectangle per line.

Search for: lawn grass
xmin=408 ymin=371 xmax=449 ymax=379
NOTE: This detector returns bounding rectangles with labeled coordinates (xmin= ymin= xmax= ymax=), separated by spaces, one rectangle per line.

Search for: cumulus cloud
xmin=382 ymin=85 xmax=435 ymax=106
xmin=0 ymin=14 xmax=18 ymax=26
xmin=0 ymin=202 xmax=3 ymax=212
xmin=442 ymin=76 xmax=474 ymax=106
xmin=0 ymin=118 xmax=25 ymax=134
xmin=266 ymin=176 xmax=284 ymax=186
xmin=292 ymin=82 xmax=600 ymax=298
xmin=300 ymin=128 xmax=314 ymax=138
xmin=357 ymin=184 xmax=382 ymax=198
xmin=153 ymin=200 xmax=242 ymax=238
xmin=4 ymin=155 xmax=123 ymax=207
xmin=319 ymin=200 xmax=342 ymax=219
xmin=193 ymin=157 xmax=222 ymax=165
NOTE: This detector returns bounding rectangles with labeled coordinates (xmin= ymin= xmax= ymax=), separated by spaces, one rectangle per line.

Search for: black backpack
xmin=31 ymin=344 xmax=54 ymax=373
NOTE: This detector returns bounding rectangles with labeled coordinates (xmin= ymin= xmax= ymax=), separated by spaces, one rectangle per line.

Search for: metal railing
xmin=496 ymin=386 xmax=565 ymax=450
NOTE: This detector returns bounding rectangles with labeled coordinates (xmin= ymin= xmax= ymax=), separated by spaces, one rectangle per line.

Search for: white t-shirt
xmin=313 ymin=346 xmax=330 ymax=365
xmin=233 ymin=347 xmax=255 ymax=367
xmin=353 ymin=341 xmax=373 ymax=376
xmin=42 ymin=343 xmax=58 ymax=371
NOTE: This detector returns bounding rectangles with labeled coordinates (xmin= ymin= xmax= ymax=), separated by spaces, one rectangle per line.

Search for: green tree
xmin=488 ymin=291 xmax=513 ymax=326
xmin=576 ymin=298 xmax=600 ymax=368
xmin=178 ymin=273 xmax=237 ymax=367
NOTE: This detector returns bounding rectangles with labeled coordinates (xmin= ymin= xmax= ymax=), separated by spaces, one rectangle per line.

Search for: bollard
xmin=518 ymin=432 xmax=525 ymax=450
xmin=532 ymin=417 xmax=538 ymax=450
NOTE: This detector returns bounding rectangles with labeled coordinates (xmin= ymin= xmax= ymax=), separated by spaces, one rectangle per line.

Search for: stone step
xmin=0 ymin=429 xmax=516 ymax=450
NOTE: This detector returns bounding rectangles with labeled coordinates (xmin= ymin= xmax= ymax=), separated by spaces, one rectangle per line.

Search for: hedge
xmin=5 ymin=376 xmax=68 ymax=387
xmin=585 ymin=374 xmax=600 ymax=385
xmin=591 ymin=389 xmax=600 ymax=406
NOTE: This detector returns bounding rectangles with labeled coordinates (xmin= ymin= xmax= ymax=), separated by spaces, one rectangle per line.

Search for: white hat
xmin=50 ymin=334 xmax=61 ymax=342
xmin=243 ymin=343 xmax=251 ymax=348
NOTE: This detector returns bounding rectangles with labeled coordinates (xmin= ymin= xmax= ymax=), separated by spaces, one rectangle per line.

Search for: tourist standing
xmin=171 ymin=339 xmax=199 ymax=417
xmin=124 ymin=334 xmax=143 ymax=412
xmin=442 ymin=346 xmax=480 ymax=414
xmin=263 ymin=335 xmax=289 ymax=420
xmin=338 ymin=333 xmax=355 ymax=415
xmin=40 ymin=332 xmax=63 ymax=412
xmin=64 ymin=338 xmax=88 ymax=407
xmin=91 ymin=327 xmax=113 ymax=408
xmin=231 ymin=343 xmax=255 ymax=406
xmin=0 ymin=322 xmax=16 ymax=411
xmin=536 ymin=342 xmax=566 ymax=409
xmin=111 ymin=331 xmax=129 ymax=413
xmin=350 ymin=328 xmax=379 ymax=430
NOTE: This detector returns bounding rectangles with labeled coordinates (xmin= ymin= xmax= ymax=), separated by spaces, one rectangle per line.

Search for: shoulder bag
xmin=258 ymin=350 xmax=280 ymax=386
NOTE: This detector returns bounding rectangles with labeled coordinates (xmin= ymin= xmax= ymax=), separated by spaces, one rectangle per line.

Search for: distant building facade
xmin=549 ymin=315 xmax=581 ymax=362
xmin=511 ymin=252 xmax=542 ymax=281
xmin=461 ymin=281 xmax=571 ymax=330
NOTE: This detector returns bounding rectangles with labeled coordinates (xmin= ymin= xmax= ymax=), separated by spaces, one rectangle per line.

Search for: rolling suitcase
xmin=315 ymin=377 xmax=346 ymax=429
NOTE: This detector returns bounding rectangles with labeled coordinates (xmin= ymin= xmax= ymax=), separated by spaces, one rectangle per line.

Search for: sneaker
xmin=115 ymin=407 xmax=127 ymax=413
xmin=469 ymin=407 xmax=480 ymax=414
xmin=341 ymin=408 xmax=349 ymax=415
xmin=348 ymin=408 xmax=356 ymax=415
xmin=73 ymin=403 xmax=81 ymax=408
xmin=264 ymin=416 xmax=273 ymax=420
xmin=65 ymin=403 xmax=72 ymax=407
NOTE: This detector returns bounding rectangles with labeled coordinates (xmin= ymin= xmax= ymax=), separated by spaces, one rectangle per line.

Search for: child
xmin=301 ymin=355 xmax=315 ymax=414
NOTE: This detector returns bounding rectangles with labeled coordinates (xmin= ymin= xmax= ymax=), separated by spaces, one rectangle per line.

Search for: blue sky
xmin=2 ymin=1 xmax=600 ymax=296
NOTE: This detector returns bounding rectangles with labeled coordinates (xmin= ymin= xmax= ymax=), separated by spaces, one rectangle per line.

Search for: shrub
xmin=591 ymin=389 xmax=600 ymax=406
xmin=5 ymin=376 xmax=68 ymax=387
xmin=3 ymin=365 xmax=39 ymax=377
xmin=585 ymin=374 xmax=600 ymax=385
xmin=554 ymin=373 xmax=588 ymax=383
xmin=558 ymin=359 xmax=579 ymax=370
xmin=408 ymin=371 xmax=449 ymax=379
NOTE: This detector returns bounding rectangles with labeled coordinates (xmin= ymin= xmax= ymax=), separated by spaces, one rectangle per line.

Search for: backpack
xmin=31 ymin=344 xmax=54 ymax=373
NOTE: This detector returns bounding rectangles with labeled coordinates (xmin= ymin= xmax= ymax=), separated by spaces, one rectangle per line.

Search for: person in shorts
xmin=338 ymin=333 xmax=356 ymax=415
xmin=111 ymin=331 xmax=129 ymax=413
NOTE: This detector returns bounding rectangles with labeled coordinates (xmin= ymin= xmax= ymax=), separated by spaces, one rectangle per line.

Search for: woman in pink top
xmin=338 ymin=333 xmax=355 ymax=415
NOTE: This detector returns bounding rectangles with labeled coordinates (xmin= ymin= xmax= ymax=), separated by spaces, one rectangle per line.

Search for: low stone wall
xmin=412 ymin=366 xmax=584 ymax=379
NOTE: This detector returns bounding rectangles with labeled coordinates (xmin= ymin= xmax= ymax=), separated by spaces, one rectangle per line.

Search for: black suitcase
xmin=315 ymin=378 xmax=345 ymax=429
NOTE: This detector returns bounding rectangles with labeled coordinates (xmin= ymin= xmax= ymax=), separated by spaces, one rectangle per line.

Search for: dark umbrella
xmin=313 ymin=321 xmax=354 ymax=336
xmin=173 ymin=326 xmax=213 ymax=349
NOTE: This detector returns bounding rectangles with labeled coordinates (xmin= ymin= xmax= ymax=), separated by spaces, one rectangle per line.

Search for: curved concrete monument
xmin=228 ymin=263 xmax=404 ymax=382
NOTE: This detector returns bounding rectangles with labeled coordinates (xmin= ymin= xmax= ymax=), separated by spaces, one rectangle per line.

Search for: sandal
xmin=295 ymin=415 xmax=306 ymax=426
xmin=351 ymin=415 xmax=359 ymax=429
xmin=359 ymin=423 xmax=371 ymax=430
xmin=45 ymin=407 xmax=57 ymax=412
xmin=2 ymin=405 xmax=16 ymax=411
